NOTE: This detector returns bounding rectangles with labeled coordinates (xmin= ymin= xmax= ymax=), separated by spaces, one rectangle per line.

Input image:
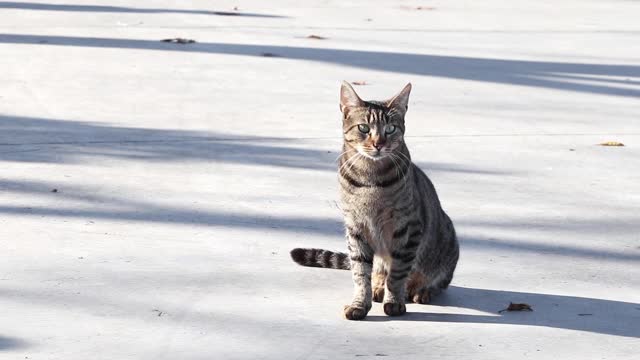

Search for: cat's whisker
xmin=389 ymin=155 xmax=398 ymax=177
xmin=396 ymin=153 xmax=412 ymax=193
xmin=388 ymin=153 xmax=402 ymax=182
xmin=395 ymin=150 xmax=412 ymax=164
xmin=338 ymin=154 xmax=357 ymax=175
xmin=398 ymin=153 xmax=411 ymax=190
xmin=389 ymin=153 xmax=409 ymax=194
xmin=345 ymin=153 xmax=363 ymax=176
xmin=339 ymin=151 xmax=363 ymax=176
xmin=335 ymin=149 xmax=356 ymax=163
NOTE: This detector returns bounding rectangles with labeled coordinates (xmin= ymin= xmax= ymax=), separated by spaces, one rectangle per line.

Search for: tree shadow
xmin=461 ymin=235 xmax=640 ymax=263
xmin=0 ymin=114 xmax=336 ymax=169
xmin=0 ymin=1 xmax=286 ymax=17
xmin=0 ymin=178 xmax=345 ymax=235
xmin=456 ymin=232 xmax=640 ymax=262
xmin=366 ymin=286 xmax=640 ymax=338
xmin=0 ymin=115 xmax=512 ymax=178
xmin=2 ymin=176 xmax=639 ymax=262
xmin=0 ymin=34 xmax=638 ymax=97
xmin=0 ymin=335 xmax=28 ymax=350
xmin=1 ymin=114 xmax=637 ymax=260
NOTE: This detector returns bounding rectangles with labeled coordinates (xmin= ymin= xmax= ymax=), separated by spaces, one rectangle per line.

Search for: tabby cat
xmin=290 ymin=82 xmax=459 ymax=320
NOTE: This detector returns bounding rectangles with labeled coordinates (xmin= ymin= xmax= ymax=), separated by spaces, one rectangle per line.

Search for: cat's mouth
xmin=359 ymin=149 xmax=386 ymax=161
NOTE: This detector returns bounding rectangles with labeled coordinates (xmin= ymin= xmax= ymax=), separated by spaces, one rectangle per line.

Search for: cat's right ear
xmin=340 ymin=81 xmax=364 ymax=115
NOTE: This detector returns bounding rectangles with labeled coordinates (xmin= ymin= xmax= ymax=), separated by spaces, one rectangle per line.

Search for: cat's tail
xmin=290 ymin=248 xmax=350 ymax=270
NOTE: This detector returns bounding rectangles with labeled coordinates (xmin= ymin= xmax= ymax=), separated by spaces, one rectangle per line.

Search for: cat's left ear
xmin=386 ymin=83 xmax=412 ymax=115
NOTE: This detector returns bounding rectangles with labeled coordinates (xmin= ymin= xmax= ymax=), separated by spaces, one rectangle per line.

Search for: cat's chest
xmin=342 ymin=189 xmax=400 ymax=254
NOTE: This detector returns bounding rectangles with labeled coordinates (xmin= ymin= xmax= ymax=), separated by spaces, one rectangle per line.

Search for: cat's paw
xmin=410 ymin=288 xmax=431 ymax=304
xmin=373 ymin=287 xmax=385 ymax=303
xmin=343 ymin=305 xmax=368 ymax=320
xmin=383 ymin=302 xmax=406 ymax=316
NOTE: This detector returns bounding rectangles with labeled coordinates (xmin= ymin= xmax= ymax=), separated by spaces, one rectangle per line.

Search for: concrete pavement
xmin=1 ymin=1 xmax=639 ymax=359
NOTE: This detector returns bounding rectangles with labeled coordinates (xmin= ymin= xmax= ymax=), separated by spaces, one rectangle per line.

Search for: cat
xmin=290 ymin=82 xmax=459 ymax=320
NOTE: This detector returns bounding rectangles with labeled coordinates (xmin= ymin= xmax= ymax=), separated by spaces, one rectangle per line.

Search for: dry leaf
xmin=599 ymin=141 xmax=625 ymax=147
xmin=400 ymin=5 xmax=436 ymax=11
xmin=351 ymin=81 xmax=369 ymax=86
xmin=307 ymin=35 xmax=327 ymax=40
xmin=161 ymin=38 xmax=196 ymax=44
xmin=499 ymin=302 xmax=533 ymax=313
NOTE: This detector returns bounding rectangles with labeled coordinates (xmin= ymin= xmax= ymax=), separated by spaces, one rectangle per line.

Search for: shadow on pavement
xmin=0 ymin=1 xmax=286 ymax=17
xmin=366 ymin=286 xmax=640 ymax=338
xmin=0 ymin=335 xmax=28 ymax=350
xmin=0 ymin=115 xmax=507 ymax=177
xmin=1 ymin=176 xmax=638 ymax=262
xmin=0 ymin=34 xmax=638 ymax=97
xmin=461 ymin=234 xmax=640 ymax=263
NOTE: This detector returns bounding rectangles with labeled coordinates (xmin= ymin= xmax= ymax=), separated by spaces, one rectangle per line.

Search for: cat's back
xmin=410 ymin=163 xmax=442 ymax=208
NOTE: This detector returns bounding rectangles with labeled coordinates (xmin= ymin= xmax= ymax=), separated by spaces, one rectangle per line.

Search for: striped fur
xmin=291 ymin=82 xmax=459 ymax=320
xmin=290 ymin=248 xmax=350 ymax=270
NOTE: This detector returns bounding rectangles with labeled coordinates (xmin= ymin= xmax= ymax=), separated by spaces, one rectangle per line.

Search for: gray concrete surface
xmin=1 ymin=1 xmax=639 ymax=359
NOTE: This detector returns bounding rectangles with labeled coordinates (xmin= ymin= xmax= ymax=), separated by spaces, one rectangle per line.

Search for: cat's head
xmin=340 ymin=81 xmax=412 ymax=160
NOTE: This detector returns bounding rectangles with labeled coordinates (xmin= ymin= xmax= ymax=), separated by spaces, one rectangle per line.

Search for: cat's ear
xmin=340 ymin=81 xmax=364 ymax=114
xmin=386 ymin=83 xmax=412 ymax=114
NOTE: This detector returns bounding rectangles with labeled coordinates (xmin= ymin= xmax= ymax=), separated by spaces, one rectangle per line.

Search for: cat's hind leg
xmin=407 ymin=269 xmax=453 ymax=304
xmin=409 ymin=215 xmax=459 ymax=304
xmin=406 ymin=271 xmax=432 ymax=304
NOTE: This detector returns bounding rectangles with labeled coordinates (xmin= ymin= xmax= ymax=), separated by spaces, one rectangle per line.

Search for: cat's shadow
xmin=365 ymin=286 xmax=639 ymax=338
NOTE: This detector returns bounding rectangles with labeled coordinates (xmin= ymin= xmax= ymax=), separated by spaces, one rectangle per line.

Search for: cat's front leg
xmin=343 ymin=226 xmax=374 ymax=320
xmin=383 ymin=231 xmax=420 ymax=316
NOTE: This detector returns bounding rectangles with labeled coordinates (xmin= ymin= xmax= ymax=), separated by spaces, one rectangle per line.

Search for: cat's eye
xmin=358 ymin=124 xmax=370 ymax=133
xmin=385 ymin=125 xmax=397 ymax=134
